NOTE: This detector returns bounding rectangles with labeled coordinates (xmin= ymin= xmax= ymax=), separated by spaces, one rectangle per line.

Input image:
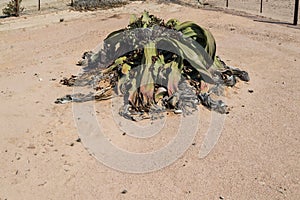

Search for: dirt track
xmin=0 ymin=1 xmax=299 ymax=199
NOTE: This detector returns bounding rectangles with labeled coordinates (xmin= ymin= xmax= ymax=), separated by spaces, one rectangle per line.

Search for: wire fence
xmin=0 ymin=0 xmax=70 ymax=15
xmin=206 ymin=0 xmax=299 ymax=24
xmin=0 ymin=0 xmax=299 ymax=24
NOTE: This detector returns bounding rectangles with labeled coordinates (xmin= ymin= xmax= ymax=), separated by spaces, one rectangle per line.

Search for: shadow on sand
xmin=0 ymin=15 xmax=10 ymax=19
xmin=253 ymin=19 xmax=300 ymax=29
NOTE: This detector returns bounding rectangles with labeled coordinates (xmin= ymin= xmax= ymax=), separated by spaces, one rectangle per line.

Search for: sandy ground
xmin=0 ymin=1 xmax=299 ymax=199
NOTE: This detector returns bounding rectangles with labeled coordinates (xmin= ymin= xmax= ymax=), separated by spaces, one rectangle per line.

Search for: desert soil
xmin=0 ymin=1 xmax=299 ymax=199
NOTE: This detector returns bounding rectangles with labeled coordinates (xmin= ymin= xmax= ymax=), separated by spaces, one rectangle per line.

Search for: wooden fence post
xmin=15 ymin=0 xmax=19 ymax=16
xmin=294 ymin=0 xmax=299 ymax=25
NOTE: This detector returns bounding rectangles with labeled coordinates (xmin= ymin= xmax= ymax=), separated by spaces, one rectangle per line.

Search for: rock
xmin=121 ymin=189 xmax=127 ymax=194
xmin=174 ymin=109 xmax=183 ymax=114
xmin=27 ymin=144 xmax=35 ymax=149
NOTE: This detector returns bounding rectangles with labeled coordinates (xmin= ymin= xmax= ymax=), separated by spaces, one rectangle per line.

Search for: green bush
xmin=2 ymin=0 xmax=24 ymax=17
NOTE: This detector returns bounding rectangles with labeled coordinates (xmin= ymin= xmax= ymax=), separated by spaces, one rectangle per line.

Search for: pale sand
xmin=0 ymin=1 xmax=299 ymax=199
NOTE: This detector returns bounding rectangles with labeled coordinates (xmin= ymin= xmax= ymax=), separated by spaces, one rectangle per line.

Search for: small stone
xmin=76 ymin=138 xmax=81 ymax=142
xmin=27 ymin=144 xmax=35 ymax=149
xmin=70 ymin=143 xmax=74 ymax=147
xmin=219 ymin=196 xmax=224 ymax=199
xmin=259 ymin=181 xmax=265 ymax=185
xmin=121 ymin=189 xmax=127 ymax=194
xmin=59 ymin=18 xmax=64 ymax=22
xmin=122 ymin=132 xmax=126 ymax=136
xmin=38 ymin=181 xmax=47 ymax=186
xmin=248 ymin=89 xmax=254 ymax=93
xmin=174 ymin=110 xmax=183 ymax=114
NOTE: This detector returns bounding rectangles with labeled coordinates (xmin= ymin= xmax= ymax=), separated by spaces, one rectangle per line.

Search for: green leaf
xmin=166 ymin=19 xmax=180 ymax=27
xmin=101 ymin=56 xmax=127 ymax=74
xmin=114 ymin=56 xmax=127 ymax=65
xmin=128 ymin=76 xmax=139 ymax=107
xmin=117 ymin=73 xmax=129 ymax=94
xmin=175 ymin=21 xmax=216 ymax=60
xmin=129 ymin=14 xmax=137 ymax=24
xmin=139 ymin=42 xmax=157 ymax=105
xmin=104 ymin=28 xmax=126 ymax=41
xmin=152 ymin=54 xmax=164 ymax=83
xmin=141 ymin=11 xmax=151 ymax=28
xmin=202 ymin=28 xmax=216 ymax=59
xmin=167 ymin=60 xmax=181 ymax=96
xmin=158 ymin=38 xmax=214 ymax=84
xmin=154 ymin=87 xmax=167 ymax=103
xmin=101 ymin=63 xmax=117 ymax=74
xmin=121 ymin=63 xmax=131 ymax=75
